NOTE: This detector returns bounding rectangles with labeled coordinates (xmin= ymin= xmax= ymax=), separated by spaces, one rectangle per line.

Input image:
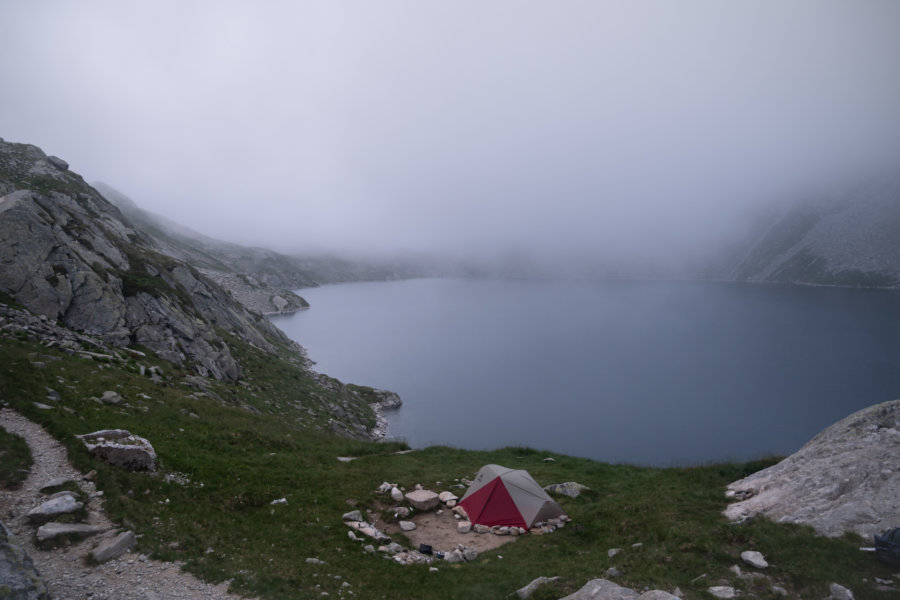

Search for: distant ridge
xmin=720 ymin=178 xmax=900 ymax=288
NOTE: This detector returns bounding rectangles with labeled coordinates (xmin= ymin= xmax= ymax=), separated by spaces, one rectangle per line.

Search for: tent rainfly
xmin=458 ymin=464 xmax=565 ymax=530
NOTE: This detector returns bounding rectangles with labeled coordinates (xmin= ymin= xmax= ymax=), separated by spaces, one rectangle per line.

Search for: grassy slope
xmin=0 ymin=327 xmax=895 ymax=600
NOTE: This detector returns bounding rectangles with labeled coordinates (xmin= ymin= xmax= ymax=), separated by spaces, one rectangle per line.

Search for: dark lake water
xmin=270 ymin=278 xmax=900 ymax=466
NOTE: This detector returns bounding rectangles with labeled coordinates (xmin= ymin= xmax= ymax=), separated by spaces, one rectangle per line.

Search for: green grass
xmin=0 ymin=331 xmax=896 ymax=600
xmin=0 ymin=425 xmax=32 ymax=489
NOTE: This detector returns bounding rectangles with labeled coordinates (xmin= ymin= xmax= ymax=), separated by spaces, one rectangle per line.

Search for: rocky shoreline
xmin=199 ymin=269 xmax=310 ymax=316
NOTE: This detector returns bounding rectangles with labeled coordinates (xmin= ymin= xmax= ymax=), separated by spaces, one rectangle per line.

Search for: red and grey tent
xmin=458 ymin=464 xmax=565 ymax=530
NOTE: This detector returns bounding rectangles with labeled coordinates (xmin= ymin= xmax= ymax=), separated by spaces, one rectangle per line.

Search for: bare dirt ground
xmin=0 ymin=408 xmax=249 ymax=600
xmin=379 ymin=507 xmax=517 ymax=554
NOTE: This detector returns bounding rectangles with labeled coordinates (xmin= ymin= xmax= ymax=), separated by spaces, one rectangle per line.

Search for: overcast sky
xmin=2 ymin=1 xmax=899 ymax=267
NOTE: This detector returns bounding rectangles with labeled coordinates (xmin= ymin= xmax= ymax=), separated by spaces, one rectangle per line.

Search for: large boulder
xmin=724 ymin=400 xmax=900 ymax=538
xmin=77 ymin=429 xmax=157 ymax=471
xmin=404 ymin=490 xmax=440 ymax=512
xmin=0 ymin=520 xmax=50 ymax=600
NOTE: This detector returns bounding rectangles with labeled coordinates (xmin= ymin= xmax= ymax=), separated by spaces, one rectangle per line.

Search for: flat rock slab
xmin=36 ymin=522 xmax=105 ymax=543
xmin=560 ymin=578 xmax=679 ymax=600
xmin=405 ymin=489 xmax=440 ymax=511
xmin=39 ymin=477 xmax=74 ymax=492
xmin=27 ymin=495 xmax=83 ymax=524
xmin=90 ymin=530 xmax=136 ymax=563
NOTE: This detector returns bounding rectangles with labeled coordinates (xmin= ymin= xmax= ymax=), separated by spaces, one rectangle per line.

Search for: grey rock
xmin=516 ymin=576 xmax=560 ymax=599
xmin=638 ymin=593 xmax=681 ymax=600
xmin=77 ymin=429 xmax=156 ymax=471
xmin=399 ymin=520 xmax=416 ymax=532
xmin=608 ymin=547 xmax=623 ymax=558
xmin=741 ymin=550 xmax=768 ymax=568
xmin=725 ymin=399 xmax=900 ymax=538
xmin=544 ymin=481 xmax=591 ymax=498
xmin=100 ymin=390 xmax=123 ymax=405
xmin=461 ymin=546 xmax=478 ymax=561
xmin=457 ymin=521 xmax=471 ymax=534
xmin=559 ymin=579 xmax=638 ymax=600
xmin=444 ymin=549 xmax=464 ymax=563
xmin=35 ymin=522 xmax=105 ymax=543
xmin=27 ymin=495 xmax=83 ymax=524
xmin=390 ymin=487 xmax=404 ymax=502
xmin=438 ymin=491 xmax=458 ymax=503
xmin=0 ymin=520 xmax=50 ymax=600
xmin=707 ymin=586 xmax=737 ymax=599
xmin=46 ymin=156 xmax=68 ymax=171
xmin=405 ymin=489 xmax=440 ymax=511
xmin=341 ymin=510 xmax=363 ymax=523
xmin=826 ymin=583 xmax=854 ymax=600
xmin=90 ymin=530 xmax=136 ymax=563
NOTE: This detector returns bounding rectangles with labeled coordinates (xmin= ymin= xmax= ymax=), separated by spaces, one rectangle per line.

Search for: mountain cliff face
xmin=92 ymin=181 xmax=434 ymax=294
xmin=722 ymin=179 xmax=900 ymax=287
xmin=0 ymin=138 xmax=298 ymax=381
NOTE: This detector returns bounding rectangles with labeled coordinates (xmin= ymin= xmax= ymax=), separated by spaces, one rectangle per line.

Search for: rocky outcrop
xmin=77 ymin=430 xmax=157 ymax=471
xmin=199 ymin=269 xmax=309 ymax=315
xmin=0 ymin=138 xmax=299 ymax=381
xmin=0 ymin=520 xmax=50 ymax=600
xmin=725 ymin=399 xmax=900 ymax=538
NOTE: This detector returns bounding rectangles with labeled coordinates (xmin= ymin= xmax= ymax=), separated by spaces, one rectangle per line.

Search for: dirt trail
xmin=0 ymin=408 xmax=248 ymax=600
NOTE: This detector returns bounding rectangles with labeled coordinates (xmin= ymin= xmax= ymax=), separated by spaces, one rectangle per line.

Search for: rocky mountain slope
xmin=0 ymin=137 xmax=392 ymax=440
xmin=721 ymin=178 xmax=900 ymax=287
xmin=93 ymin=181 xmax=433 ymax=300
xmin=0 ymin=138 xmax=289 ymax=380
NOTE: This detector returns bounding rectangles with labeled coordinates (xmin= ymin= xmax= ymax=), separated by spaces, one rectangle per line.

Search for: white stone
xmin=741 ymin=550 xmax=768 ymax=569
xmin=404 ymin=489 xmax=440 ymax=511
xmin=608 ymin=547 xmax=622 ymax=558
xmin=516 ymin=576 xmax=561 ymax=599
xmin=27 ymin=495 xmax=83 ymax=524
xmin=91 ymin=530 xmax=136 ymax=563
xmin=399 ymin=520 xmax=416 ymax=531
xmin=828 ymin=583 xmax=854 ymax=600
xmin=36 ymin=522 xmax=105 ymax=543
xmin=390 ymin=487 xmax=404 ymax=502
xmin=444 ymin=549 xmax=464 ymax=563
xmin=439 ymin=491 xmax=458 ymax=503
xmin=457 ymin=521 xmax=471 ymax=534
xmin=707 ymin=586 xmax=737 ymax=599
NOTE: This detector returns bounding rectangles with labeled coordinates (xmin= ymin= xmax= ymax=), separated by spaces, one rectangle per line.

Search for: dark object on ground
xmin=874 ymin=527 xmax=900 ymax=566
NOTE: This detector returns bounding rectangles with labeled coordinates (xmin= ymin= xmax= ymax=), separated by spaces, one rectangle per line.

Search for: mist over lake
xmin=271 ymin=279 xmax=900 ymax=466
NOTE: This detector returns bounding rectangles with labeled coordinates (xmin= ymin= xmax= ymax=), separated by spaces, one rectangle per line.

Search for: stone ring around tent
xmin=458 ymin=464 xmax=565 ymax=530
